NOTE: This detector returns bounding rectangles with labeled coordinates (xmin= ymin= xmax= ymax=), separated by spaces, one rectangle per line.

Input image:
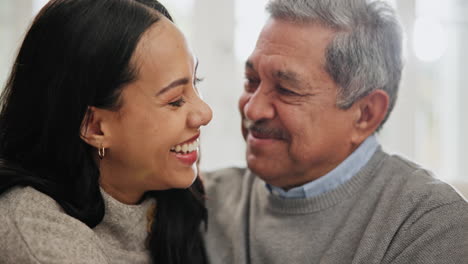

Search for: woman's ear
xmin=351 ymin=89 xmax=389 ymax=144
xmin=80 ymin=106 xmax=108 ymax=148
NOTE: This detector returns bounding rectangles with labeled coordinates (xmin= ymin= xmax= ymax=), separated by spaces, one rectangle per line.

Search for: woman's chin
xmin=172 ymin=167 xmax=198 ymax=189
xmin=183 ymin=169 xmax=198 ymax=188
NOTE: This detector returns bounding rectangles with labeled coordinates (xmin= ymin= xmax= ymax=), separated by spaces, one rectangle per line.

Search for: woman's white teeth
xmin=171 ymin=140 xmax=199 ymax=154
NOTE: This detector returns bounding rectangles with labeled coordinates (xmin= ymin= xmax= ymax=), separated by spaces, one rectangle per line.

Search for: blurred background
xmin=1 ymin=0 xmax=467 ymax=195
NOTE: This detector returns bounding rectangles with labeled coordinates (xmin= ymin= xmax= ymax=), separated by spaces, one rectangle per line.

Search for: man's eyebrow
xmin=246 ymin=60 xmax=310 ymax=91
xmin=157 ymin=78 xmax=189 ymax=96
xmin=247 ymin=60 xmax=299 ymax=82
xmin=276 ymin=70 xmax=301 ymax=86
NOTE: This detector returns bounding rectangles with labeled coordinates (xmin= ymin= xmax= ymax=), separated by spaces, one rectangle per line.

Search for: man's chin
xmin=246 ymin=156 xmax=287 ymax=185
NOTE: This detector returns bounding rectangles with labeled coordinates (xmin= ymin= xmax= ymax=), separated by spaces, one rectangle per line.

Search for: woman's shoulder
xmin=0 ymin=186 xmax=108 ymax=263
xmin=0 ymin=186 xmax=75 ymax=224
xmin=1 ymin=185 xmax=60 ymax=210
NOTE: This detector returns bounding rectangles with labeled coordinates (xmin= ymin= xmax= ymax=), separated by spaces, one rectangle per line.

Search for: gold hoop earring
xmin=98 ymin=146 xmax=105 ymax=159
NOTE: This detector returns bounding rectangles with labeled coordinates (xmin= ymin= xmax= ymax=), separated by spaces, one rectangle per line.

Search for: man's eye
xmin=276 ymin=85 xmax=299 ymax=96
xmin=244 ymin=77 xmax=260 ymax=92
xmin=169 ymin=97 xmax=186 ymax=107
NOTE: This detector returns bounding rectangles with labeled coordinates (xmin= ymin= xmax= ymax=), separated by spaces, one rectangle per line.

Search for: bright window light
xmin=33 ymin=0 xmax=49 ymax=15
xmin=413 ymin=17 xmax=447 ymax=62
xmin=235 ymin=0 xmax=269 ymax=61
xmin=159 ymin=0 xmax=194 ymax=17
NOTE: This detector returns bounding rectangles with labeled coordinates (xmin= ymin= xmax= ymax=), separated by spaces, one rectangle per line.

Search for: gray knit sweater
xmin=0 ymin=186 xmax=154 ymax=263
xmin=203 ymin=148 xmax=468 ymax=264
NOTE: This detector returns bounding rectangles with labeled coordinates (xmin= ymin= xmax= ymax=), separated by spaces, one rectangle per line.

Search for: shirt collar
xmin=267 ymin=134 xmax=379 ymax=199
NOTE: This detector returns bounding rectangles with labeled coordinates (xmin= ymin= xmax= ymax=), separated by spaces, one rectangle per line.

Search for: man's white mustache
xmin=243 ymin=118 xmax=254 ymax=130
xmin=242 ymin=118 xmax=289 ymax=140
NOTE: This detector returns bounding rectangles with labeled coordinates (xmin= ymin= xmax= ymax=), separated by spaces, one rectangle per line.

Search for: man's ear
xmin=80 ymin=106 xmax=110 ymax=149
xmin=351 ymin=89 xmax=389 ymax=144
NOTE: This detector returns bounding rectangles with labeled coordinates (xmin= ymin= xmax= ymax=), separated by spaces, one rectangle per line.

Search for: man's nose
xmin=243 ymin=86 xmax=275 ymax=121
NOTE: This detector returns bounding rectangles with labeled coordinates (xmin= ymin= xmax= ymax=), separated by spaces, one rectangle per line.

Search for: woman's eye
xmin=169 ymin=97 xmax=186 ymax=107
xmin=194 ymin=77 xmax=204 ymax=86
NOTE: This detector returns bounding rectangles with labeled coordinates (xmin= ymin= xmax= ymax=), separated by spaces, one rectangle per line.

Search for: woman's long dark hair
xmin=0 ymin=0 xmax=207 ymax=263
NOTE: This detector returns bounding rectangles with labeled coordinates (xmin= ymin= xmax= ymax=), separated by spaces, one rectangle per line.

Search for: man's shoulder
xmin=367 ymin=152 xmax=468 ymax=263
xmin=385 ymin=153 xmax=462 ymax=195
xmin=375 ymin=151 xmax=466 ymax=216
xmin=202 ymin=167 xmax=254 ymax=201
xmin=203 ymin=167 xmax=249 ymax=185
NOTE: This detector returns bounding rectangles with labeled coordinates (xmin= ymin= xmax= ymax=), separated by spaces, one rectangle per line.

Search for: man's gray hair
xmin=266 ymin=0 xmax=403 ymax=129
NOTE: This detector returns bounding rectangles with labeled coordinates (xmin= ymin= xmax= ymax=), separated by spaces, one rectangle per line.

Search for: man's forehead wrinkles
xmin=261 ymin=56 xmax=303 ymax=83
xmin=248 ymin=54 xmax=315 ymax=92
xmin=257 ymin=55 xmax=286 ymax=73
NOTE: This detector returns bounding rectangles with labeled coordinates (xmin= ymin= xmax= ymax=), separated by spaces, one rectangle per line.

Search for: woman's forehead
xmin=132 ymin=18 xmax=194 ymax=77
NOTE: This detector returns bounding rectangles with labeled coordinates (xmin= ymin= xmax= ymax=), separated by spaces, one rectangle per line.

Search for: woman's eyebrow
xmin=157 ymin=78 xmax=189 ymax=96
xmin=158 ymin=59 xmax=199 ymax=96
xmin=195 ymin=59 xmax=199 ymax=74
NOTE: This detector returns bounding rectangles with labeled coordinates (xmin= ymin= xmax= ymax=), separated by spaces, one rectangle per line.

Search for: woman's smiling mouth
xmin=170 ymin=139 xmax=199 ymax=154
xmin=171 ymin=134 xmax=200 ymax=154
xmin=170 ymin=134 xmax=200 ymax=165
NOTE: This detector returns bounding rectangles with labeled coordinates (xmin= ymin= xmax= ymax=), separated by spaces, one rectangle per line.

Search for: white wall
xmin=190 ymin=0 xmax=247 ymax=170
xmin=0 ymin=0 xmax=33 ymax=88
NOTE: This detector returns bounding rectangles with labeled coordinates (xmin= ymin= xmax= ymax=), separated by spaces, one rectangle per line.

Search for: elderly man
xmin=203 ymin=0 xmax=468 ymax=263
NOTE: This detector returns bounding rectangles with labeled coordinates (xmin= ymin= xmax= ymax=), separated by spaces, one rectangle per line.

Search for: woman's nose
xmin=188 ymin=96 xmax=212 ymax=128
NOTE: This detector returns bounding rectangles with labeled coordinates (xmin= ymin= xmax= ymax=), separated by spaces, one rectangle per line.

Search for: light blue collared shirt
xmin=267 ymin=135 xmax=379 ymax=199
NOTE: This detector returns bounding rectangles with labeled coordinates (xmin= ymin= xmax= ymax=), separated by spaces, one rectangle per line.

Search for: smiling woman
xmin=0 ymin=0 xmax=211 ymax=263
xmin=85 ymin=16 xmax=212 ymax=204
